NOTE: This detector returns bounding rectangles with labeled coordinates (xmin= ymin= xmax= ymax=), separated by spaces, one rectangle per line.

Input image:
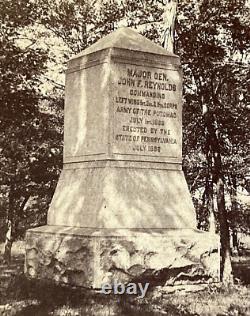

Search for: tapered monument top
xmin=73 ymin=27 xmax=177 ymax=59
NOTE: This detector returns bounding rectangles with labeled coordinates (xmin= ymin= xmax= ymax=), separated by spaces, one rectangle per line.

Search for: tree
xmin=32 ymin=0 xmax=165 ymax=56
xmin=0 ymin=0 xmax=63 ymax=263
xmin=176 ymin=0 xmax=250 ymax=283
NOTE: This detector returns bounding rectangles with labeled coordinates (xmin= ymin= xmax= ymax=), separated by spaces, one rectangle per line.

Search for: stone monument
xmin=25 ymin=27 xmax=219 ymax=289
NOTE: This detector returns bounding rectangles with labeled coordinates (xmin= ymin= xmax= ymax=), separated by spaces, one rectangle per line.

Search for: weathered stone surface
xmin=26 ymin=228 xmax=95 ymax=287
xmin=26 ymin=226 xmax=219 ymax=289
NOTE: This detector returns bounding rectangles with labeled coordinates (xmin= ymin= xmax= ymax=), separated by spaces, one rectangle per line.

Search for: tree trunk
xmin=162 ymin=0 xmax=178 ymax=52
xmin=204 ymin=110 xmax=233 ymax=284
xmin=206 ymin=152 xmax=216 ymax=233
xmin=3 ymin=182 xmax=15 ymax=265
xmin=214 ymin=154 xmax=233 ymax=284
xmin=3 ymin=220 xmax=13 ymax=265
xmin=229 ymin=174 xmax=239 ymax=254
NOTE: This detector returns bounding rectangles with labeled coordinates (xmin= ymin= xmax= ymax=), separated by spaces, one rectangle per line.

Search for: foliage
xmin=177 ymin=0 xmax=250 ymax=233
xmin=0 ymin=0 xmax=63 ymax=240
xmin=35 ymin=0 xmax=164 ymax=55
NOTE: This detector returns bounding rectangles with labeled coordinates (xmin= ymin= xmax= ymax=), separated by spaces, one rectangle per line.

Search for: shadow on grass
xmin=7 ymin=275 xmax=172 ymax=316
xmin=3 ymin=274 xmax=250 ymax=316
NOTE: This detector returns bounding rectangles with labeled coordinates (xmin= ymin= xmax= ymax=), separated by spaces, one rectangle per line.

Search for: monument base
xmin=25 ymin=225 xmax=220 ymax=289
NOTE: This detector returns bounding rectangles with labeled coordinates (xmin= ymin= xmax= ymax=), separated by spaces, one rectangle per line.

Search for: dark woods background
xmin=0 ymin=0 xmax=249 ymax=281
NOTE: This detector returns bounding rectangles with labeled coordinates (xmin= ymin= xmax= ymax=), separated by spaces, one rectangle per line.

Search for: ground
xmin=0 ymin=241 xmax=250 ymax=316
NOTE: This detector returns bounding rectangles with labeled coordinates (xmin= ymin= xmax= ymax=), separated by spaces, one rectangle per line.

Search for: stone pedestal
xmin=26 ymin=226 xmax=219 ymax=288
xmin=25 ymin=27 xmax=220 ymax=288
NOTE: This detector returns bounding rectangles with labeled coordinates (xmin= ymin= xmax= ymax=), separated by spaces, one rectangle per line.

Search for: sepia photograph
xmin=0 ymin=0 xmax=249 ymax=315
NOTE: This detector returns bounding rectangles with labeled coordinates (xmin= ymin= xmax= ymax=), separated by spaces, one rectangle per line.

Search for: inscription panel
xmin=112 ymin=63 xmax=182 ymax=161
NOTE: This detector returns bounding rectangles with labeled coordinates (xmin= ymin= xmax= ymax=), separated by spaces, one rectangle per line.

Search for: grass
xmin=160 ymin=285 xmax=250 ymax=315
xmin=2 ymin=279 xmax=249 ymax=316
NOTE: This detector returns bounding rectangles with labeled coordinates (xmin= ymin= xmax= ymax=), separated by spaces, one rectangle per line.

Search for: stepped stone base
xmin=25 ymin=225 xmax=220 ymax=289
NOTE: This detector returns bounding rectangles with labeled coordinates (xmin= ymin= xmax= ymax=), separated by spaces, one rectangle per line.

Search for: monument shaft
xmin=47 ymin=32 xmax=196 ymax=230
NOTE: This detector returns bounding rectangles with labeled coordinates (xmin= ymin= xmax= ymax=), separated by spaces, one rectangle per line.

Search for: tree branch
xmin=190 ymin=168 xmax=203 ymax=192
